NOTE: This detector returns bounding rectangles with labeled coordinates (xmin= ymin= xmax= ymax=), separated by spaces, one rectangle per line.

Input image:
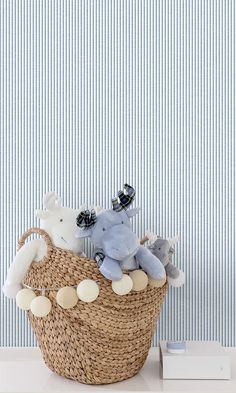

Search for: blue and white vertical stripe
xmin=0 ymin=0 xmax=235 ymax=346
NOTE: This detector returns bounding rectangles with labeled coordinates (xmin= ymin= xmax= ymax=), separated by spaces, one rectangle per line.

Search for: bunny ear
xmin=35 ymin=209 xmax=50 ymax=220
xmin=43 ymin=192 xmax=61 ymax=210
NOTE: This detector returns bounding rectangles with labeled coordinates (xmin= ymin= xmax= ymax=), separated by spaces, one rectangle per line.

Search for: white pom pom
xmin=56 ymin=286 xmax=78 ymax=309
xmin=30 ymin=296 xmax=52 ymax=317
xmin=168 ymin=270 xmax=185 ymax=287
xmin=148 ymin=276 xmax=166 ymax=288
xmin=16 ymin=288 xmax=36 ymax=310
xmin=129 ymin=270 xmax=148 ymax=291
xmin=77 ymin=279 xmax=99 ymax=303
xmin=2 ymin=282 xmax=22 ymax=299
xmin=112 ymin=274 xmax=133 ymax=295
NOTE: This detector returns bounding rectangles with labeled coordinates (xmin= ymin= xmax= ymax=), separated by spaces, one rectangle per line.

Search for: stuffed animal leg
xmin=135 ymin=246 xmax=166 ymax=280
xmin=165 ymin=262 xmax=185 ymax=287
xmin=99 ymin=256 xmax=123 ymax=281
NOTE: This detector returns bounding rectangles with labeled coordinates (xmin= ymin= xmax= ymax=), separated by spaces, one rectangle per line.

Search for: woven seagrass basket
xmin=20 ymin=227 xmax=167 ymax=385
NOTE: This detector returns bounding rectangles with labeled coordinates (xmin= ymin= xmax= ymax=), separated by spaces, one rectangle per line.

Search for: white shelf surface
xmin=0 ymin=347 xmax=236 ymax=393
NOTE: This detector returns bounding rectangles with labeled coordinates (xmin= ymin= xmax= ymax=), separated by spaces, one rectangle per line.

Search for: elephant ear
xmin=112 ymin=184 xmax=136 ymax=211
xmin=126 ymin=207 xmax=141 ymax=218
xmin=75 ymin=209 xmax=97 ymax=238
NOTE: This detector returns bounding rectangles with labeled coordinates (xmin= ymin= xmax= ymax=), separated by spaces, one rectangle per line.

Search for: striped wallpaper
xmin=0 ymin=0 xmax=235 ymax=347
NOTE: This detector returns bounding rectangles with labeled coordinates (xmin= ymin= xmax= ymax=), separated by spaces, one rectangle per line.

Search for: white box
xmin=160 ymin=341 xmax=231 ymax=380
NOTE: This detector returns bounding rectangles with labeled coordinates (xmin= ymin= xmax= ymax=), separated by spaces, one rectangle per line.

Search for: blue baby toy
xmin=75 ymin=184 xmax=166 ymax=282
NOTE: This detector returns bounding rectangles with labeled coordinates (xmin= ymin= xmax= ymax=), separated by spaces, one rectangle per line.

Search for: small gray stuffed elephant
xmin=147 ymin=238 xmax=185 ymax=287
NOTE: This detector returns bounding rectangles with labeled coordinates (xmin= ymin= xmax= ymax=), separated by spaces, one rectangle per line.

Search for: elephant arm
xmin=99 ymin=256 xmax=123 ymax=281
xmin=135 ymin=245 xmax=166 ymax=280
xmin=165 ymin=262 xmax=180 ymax=279
xmin=166 ymin=262 xmax=185 ymax=287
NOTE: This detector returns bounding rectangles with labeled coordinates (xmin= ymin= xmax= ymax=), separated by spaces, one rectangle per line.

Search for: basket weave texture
xmin=20 ymin=227 xmax=167 ymax=385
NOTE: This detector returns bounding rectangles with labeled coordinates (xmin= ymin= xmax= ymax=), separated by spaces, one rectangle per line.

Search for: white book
xmin=160 ymin=341 xmax=231 ymax=380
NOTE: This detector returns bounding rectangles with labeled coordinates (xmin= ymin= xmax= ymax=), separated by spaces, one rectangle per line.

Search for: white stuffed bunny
xmin=2 ymin=192 xmax=87 ymax=298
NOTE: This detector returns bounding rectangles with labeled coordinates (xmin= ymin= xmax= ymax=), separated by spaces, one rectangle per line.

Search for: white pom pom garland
xmin=15 ymin=279 xmax=100 ymax=317
xmin=15 ymin=267 xmax=170 ymax=317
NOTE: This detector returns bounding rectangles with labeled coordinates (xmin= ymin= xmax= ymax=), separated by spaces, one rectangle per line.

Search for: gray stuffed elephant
xmin=147 ymin=237 xmax=185 ymax=287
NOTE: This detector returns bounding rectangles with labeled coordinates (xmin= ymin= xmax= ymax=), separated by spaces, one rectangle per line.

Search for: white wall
xmin=0 ymin=0 xmax=235 ymax=346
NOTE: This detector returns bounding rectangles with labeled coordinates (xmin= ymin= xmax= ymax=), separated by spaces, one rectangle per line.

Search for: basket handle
xmin=17 ymin=227 xmax=53 ymax=259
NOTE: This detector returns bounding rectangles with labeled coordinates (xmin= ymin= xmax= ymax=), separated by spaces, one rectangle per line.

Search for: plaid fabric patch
xmin=112 ymin=183 xmax=136 ymax=211
xmin=76 ymin=209 xmax=97 ymax=229
xmin=94 ymin=249 xmax=105 ymax=267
